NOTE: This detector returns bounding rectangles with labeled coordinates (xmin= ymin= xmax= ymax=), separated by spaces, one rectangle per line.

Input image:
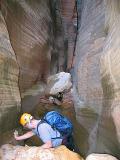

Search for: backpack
xmin=37 ymin=111 xmax=73 ymax=138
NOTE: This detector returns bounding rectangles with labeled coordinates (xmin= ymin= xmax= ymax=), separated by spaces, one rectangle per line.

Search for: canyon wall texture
xmin=100 ymin=0 xmax=120 ymax=155
xmin=1 ymin=0 xmax=57 ymax=93
xmin=0 ymin=12 xmax=21 ymax=141
xmin=1 ymin=0 xmax=68 ymax=113
xmin=74 ymin=0 xmax=120 ymax=158
xmin=0 ymin=0 xmax=66 ymax=144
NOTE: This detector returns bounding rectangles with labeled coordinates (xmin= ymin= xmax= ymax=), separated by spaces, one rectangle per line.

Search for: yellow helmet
xmin=20 ymin=113 xmax=33 ymax=126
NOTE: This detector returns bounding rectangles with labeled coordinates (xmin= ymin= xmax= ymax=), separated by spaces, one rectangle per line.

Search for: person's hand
xmin=14 ymin=130 xmax=19 ymax=140
xmin=14 ymin=135 xmax=20 ymax=140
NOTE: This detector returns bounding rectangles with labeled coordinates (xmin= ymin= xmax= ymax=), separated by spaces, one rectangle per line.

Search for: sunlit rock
xmin=45 ymin=72 xmax=72 ymax=96
xmin=86 ymin=154 xmax=118 ymax=160
xmin=0 ymin=144 xmax=83 ymax=160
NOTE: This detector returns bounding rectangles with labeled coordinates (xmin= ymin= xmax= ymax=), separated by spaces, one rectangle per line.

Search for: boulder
xmin=86 ymin=154 xmax=118 ymax=160
xmin=0 ymin=144 xmax=83 ymax=160
xmin=45 ymin=72 xmax=72 ymax=96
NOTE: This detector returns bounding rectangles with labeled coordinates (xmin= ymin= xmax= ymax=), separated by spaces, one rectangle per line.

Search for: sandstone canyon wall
xmin=0 ymin=12 xmax=21 ymax=143
xmin=74 ymin=0 xmax=120 ymax=157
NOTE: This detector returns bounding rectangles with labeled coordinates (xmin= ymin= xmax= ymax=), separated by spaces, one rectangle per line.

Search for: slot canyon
xmin=0 ymin=0 xmax=120 ymax=159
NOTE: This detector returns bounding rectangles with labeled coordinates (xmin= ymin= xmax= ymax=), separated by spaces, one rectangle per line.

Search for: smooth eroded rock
xmin=86 ymin=153 xmax=118 ymax=160
xmin=74 ymin=0 xmax=120 ymax=157
xmin=45 ymin=72 xmax=72 ymax=96
xmin=0 ymin=11 xmax=21 ymax=137
xmin=0 ymin=144 xmax=83 ymax=160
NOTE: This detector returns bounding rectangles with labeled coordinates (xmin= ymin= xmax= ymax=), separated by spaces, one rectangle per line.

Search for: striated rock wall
xmin=0 ymin=12 xmax=21 ymax=140
xmin=0 ymin=0 xmax=68 ymax=112
xmin=74 ymin=0 xmax=120 ymax=158
xmin=100 ymin=0 xmax=120 ymax=155
xmin=74 ymin=0 xmax=105 ymax=155
xmin=1 ymin=0 xmax=54 ymax=93
xmin=0 ymin=0 xmax=67 ymax=144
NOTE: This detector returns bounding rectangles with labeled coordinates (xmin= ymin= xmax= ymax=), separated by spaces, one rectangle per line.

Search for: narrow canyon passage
xmin=0 ymin=0 xmax=120 ymax=159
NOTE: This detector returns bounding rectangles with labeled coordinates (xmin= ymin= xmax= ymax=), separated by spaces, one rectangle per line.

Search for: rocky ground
xmin=0 ymin=144 xmax=118 ymax=160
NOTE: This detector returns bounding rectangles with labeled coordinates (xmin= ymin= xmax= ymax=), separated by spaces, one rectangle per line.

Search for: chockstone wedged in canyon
xmin=45 ymin=72 xmax=72 ymax=95
xmin=0 ymin=0 xmax=120 ymax=160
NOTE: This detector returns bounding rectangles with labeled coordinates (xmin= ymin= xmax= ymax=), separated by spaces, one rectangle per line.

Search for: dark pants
xmin=62 ymin=135 xmax=74 ymax=151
